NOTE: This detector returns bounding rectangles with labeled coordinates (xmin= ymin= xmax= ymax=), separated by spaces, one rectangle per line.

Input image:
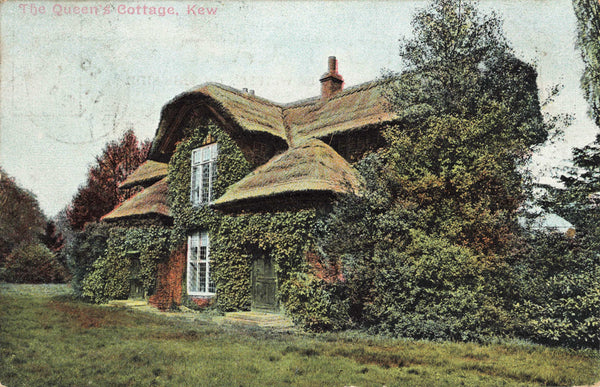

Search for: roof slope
xmin=150 ymin=83 xmax=288 ymax=159
xmin=120 ymin=160 xmax=168 ymax=189
xmin=150 ymin=79 xmax=397 ymax=158
xmin=102 ymin=178 xmax=171 ymax=221
xmin=283 ymin=80 xmax=395 ymax=143
xmin=213 ymin=139 xmax=362 ymax=208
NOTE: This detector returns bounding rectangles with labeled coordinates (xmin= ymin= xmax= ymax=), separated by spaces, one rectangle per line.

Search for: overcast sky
xmin=0 ymin=0 xmax=596 ymax=217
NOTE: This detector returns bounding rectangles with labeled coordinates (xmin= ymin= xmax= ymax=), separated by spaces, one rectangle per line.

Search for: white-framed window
xmin=191 ymin=143 xmax=218 ymax=205
xmin=187 ymin=231 xmax=215 ymax=296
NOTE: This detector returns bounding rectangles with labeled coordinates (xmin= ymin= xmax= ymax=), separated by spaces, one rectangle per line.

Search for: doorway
xmin=251 ymin=251 xmax=278 ymax=311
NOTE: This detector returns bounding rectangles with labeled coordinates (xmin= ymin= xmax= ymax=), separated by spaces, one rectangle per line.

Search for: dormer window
xmin=191 ymin=143 xmax=218 ymax=205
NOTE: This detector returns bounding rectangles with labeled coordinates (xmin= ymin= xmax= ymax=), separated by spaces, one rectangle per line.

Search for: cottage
xmin=100 ymin=57 xmax=399 ymax=312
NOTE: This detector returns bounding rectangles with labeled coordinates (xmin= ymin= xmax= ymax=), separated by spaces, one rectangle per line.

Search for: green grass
xmin=1 ymin=285 xmax=598 ymax=387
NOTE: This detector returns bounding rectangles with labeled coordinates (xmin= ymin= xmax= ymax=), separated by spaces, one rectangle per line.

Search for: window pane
xmin=201 ymin=164 xmax=211 ymax=203
xmin=199 ymin=262 xmax=207 ymax=292
xmin=200 ymin=232 xmax=209 ymax=246
xmin=188 ymin=262 xmax=198 ymax=293
xmin=187 ymin=231 xmax=213 ymax=294
xmin=191 ymin=166 xmax=200 ymax=204
xmin=202 ymin=147 xmax=210 ymax=162
xmin=211 ymin=161 xmax=217 ymax=191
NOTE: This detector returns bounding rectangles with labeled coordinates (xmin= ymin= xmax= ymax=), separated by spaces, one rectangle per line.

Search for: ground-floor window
xmin=187 ymin=231 xmax=215 ymax=296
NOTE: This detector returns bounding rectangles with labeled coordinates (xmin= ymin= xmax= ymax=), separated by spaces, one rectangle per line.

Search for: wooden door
xmin=251 ymin=253 xmax=278 ymax=311
xmin=129 ymin=255 xmax=144 ymax=300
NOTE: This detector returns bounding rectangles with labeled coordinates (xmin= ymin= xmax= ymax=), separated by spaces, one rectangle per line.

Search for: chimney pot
xmin=242 ymin=88 xmax=248 ymax=93
xmin=328 ymin=56 xmax=337 ymax=72
xmin=320 ymin=56 xmax=344 ymax=99
xmin=249 ymin=89 xmax=255 ymax=95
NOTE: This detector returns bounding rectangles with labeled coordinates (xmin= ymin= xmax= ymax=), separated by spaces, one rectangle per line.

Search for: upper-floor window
xmin=191 ymin=143 xmax=218 ymax=205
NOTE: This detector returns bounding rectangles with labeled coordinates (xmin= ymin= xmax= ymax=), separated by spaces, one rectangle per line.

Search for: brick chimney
xmin=320 ymin=56 xmax=344 ymax=99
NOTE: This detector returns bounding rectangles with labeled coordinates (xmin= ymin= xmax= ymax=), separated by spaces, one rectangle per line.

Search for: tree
xmin=66 ymin=130 xmax=150 ymax=230
xmin=383 ymin=0 xmax=547 ymax=256
xmin=388 ymin=0 xmax=546 ymax=147
xmin=515 ymin=133 xmax=600 ymax=348
xmin=318 ymin=0 xmax=553 ymax=341
xmin=573 ymin=0 xmax=600 ymax=127
xmin=0 ymin=167 xmax=46 ymax=261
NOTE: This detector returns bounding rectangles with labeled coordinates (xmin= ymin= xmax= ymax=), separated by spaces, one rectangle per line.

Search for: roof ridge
xmin=281 ymin=78 xmax=392 ymax=111
xmin=192 ymin=82 xmax=283 ymax=108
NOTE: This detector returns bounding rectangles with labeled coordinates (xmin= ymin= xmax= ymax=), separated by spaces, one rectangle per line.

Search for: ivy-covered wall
xmin=168 ymin=117 xmax=328 ymax=313
xmin=81 ymin=225 xmax=170 ymax=303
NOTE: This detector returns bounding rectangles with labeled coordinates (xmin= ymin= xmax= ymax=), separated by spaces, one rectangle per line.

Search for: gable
xmin=213 ymin=139 xmax=362 ymax=211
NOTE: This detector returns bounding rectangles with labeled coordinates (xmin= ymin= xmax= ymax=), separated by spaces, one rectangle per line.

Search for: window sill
xmin=187 ymin=292 xmax=215 ymax=297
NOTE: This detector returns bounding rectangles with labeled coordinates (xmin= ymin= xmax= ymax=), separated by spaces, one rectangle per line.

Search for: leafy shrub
xmin=280 ymin=272 xmax=350 ymax=332
xmin=66 ymin=222 xmax=110 ymax=296
xmin=2 ymin=242 xmax=66 ymax=283
xmin=511 ymin=231 xmax=600 ymax=348
xmin=364 ymin=230 xmax=509 ymax=342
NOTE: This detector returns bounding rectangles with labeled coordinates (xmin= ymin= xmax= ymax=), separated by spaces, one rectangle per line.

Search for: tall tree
xmin=383 ymin=0 xmax=548 ymax=255
xmin=67 ymin=130 xmax=150 ymax=230
xmin=0 ymin=167 xmax=46 ymax=260
xmin=320 ymin=0 xmax=553 ymax=340
xmin=573 ymin=0 xmax=600 ymax=127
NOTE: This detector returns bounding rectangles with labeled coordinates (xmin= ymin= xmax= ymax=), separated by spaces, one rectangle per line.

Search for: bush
xmin=280 ymin=272 xmax=350 ymax=332
xmin=511 ymin=231 xmax=600 ymax=348
xmin=2 ymin=242 xmax=66 ymax=283
xmin=363 ymin=230 xmax=509 ymax=342
xmin=66 ymin=222 xmax=110 ymax=296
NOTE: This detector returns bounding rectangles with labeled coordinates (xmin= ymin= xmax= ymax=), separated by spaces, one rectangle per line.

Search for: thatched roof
xmin=120 ymin=160 xmax=168 ymax=189
xmin=149 ymin=83 xmax=288 ymax=160
xmin=102 ymin=178 xmax=171 ymax=221
xmin=283 ymin=80 xmax=396 ymax=144
xmin=213 ymin=139 xmax=362 ymax=208
xmin=149 ymin=79 xmax=397 ymax=159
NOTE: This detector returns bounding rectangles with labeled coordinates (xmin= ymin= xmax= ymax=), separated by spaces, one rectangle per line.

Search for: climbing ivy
xmin=167 ymin=119 xmax=251 ymax=248
xmin=81 ymin=225 xmax=170 ymax=303
xmin=167 ymin=118 xmax=328 ymax=313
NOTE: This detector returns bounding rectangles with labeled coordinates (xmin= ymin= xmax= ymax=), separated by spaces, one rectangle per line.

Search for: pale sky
xmin=0 ymin=0 xmax=596 ymax=217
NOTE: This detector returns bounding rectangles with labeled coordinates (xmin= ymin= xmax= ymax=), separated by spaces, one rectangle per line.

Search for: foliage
xmin=573 ymin=0 xmax=600 ymax=127
xmin=82 ymin=226 xmax=170 ymax=303
xmin=66 ymin=130 xmax=150 ymax=231
xmin=511 ymin=231 xmax=600 ymax=348
xmin=211 ymin=211 xmax=317 ymax=311
xmin=167 ymin=117 xmax=325 ymax=316
xmin=527 ymin=131 xmax=600 ymax=348
xmin=1 ymin=242 xmax=66 ymax=284
xmin=0 ymin=167 xmax=46 ymax=262
xmin=369 ymin=230 xmax=510 ymax=341
xmin=167 ymin=118 xmax=251 ymax=247
xmin=315 ymin=0 xmax=558 ymax=343
xmin=388 ymin=0 xmax=546 ymax=148
xmin=279 ymin=272 xmax=350 ymax=331
xmin=2 ymin=289 xmax=599 ymax=387
xmin=66 ymin=222 xmax=110 ymax=296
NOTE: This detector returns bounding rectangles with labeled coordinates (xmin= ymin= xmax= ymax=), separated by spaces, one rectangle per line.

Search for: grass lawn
xmin=1 ymin=284 xmax=598 ymax=387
